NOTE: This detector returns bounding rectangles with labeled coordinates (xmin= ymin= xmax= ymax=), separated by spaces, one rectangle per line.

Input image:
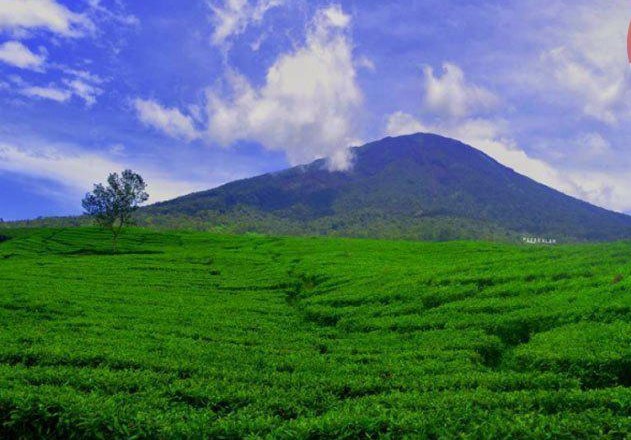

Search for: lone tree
xmin=82 ymin=170 xmax=149 ymax=252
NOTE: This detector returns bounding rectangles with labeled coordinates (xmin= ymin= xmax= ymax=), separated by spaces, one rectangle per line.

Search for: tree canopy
xmin=82 ymin=170 xmax=149 ymax=251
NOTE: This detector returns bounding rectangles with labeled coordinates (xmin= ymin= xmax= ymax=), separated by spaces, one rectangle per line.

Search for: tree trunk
xmin=111 ymin=218 xmax=123 ymax=253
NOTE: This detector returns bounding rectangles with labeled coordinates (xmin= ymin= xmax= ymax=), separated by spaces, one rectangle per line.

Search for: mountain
xmin=141 ymin=133 xmax=631 ymax=241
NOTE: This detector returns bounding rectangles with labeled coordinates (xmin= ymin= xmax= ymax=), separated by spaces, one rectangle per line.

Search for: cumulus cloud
xmin=208 ymin=0 xmax=284 ymax=47
xmin=20 ymin=85 xmax=72 ymax=102
xmin=564 ymin=168 xmax=631 ymax=213
xmin=320 ymin=5 xmax=351 ymax=28
xmin=423 ymin=63 xmax=499 ymax=118
xmin=0 ymin=0 xmax=93 ymax=37
xmin=0 ymin=141 xmax=206 ymax=203
xmin=134 ymin=99 xmax=201 ymax=142
xmin=386 ymin=111 xmax=429 ymax=137
xmin=0 ymin=41 xmax=46 ymax=70
xmin=538 ymin=2 xmax=630 ymax=124
xmin=204 ymin=4 xmax=362 ymax=170
xmin=544 ymin=47 xmax=626 ymax=125
xmin=131 ymin=4 xmax=361 ymax=170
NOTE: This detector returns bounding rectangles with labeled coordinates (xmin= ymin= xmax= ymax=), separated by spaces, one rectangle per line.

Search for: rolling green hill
xmin=0 ymin=227 xmax=629 ymax=438
xmin=144 ymin=133 xmax=631 ymax=242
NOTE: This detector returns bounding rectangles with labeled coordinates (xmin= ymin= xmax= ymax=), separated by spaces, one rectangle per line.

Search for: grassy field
xmin=0 ymin=227 xmax=629 ymax=439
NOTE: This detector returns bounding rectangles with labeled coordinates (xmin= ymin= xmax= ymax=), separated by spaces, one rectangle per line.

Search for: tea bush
xmin=0 ymin=227 xmax=629 ymax=438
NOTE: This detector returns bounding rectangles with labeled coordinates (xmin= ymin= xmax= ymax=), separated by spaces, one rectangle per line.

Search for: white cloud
xmin=537 ymin=2 xmax=630 ymax=124
xmin=321 ymin=5 xmax=351 ymax=28
xmin=249 ymin=33 xmax=266 ymax=51
xmin=573 ymin=132 xmax=612 ymax=159
xmin=356 ymin=55 xmax=375 ymax=71
xmin=86 ymin=0 xmax=139 ymax=27
xmin=131 ymin=4 xmax=361 ymax=170
xmin=544 ymin=47 xmax=627 ymax=125
xmin=423 ymin=63 xmax=499 ymax=118
xmin=0 ymin=142 xmax=206 ymax=203
xmin=108 ymin=143 xmax=126 ymax=156
xmin=134 ymin=99 xmax=201 ymax=142
xmin=20 ymin=85 xmax=71 ymax=102
xmin=0 ymin=41 xmax=46 ymax=70
xmin=61 ymin=68 xmax=104 ymax=84
xmin=15 ymin=75 xmax=102 ymax=105
xmin=564 ymin=169 xmax=631 ymax=213
xmin=0 ymin=0 xmax=93 ymax=37
xmin=0 ymin=0 xmax=130 ymax=107
xmin=385 ymin=111 xmax=429 ymax=137
xmin=204 ymin=4 xmax=362 ymax=170
xmin=64 ymin=78 xmax=102 ymax=107
xmin=208 ymin=0 xmax=284 ymax=47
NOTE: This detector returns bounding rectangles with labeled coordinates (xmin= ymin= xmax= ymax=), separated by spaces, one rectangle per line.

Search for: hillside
xmin=144 ymin=133 xmax=631 ymax=241
xmin=0 ymin=228 xmax=629 ymax=438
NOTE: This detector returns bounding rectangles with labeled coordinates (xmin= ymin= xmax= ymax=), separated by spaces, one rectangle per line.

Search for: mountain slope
xmin=144 ymin=133 xmax=631 ymax=241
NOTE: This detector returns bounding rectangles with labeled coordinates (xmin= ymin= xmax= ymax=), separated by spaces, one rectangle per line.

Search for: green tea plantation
xmin=0 ymin=228 xmax=629 ymax=439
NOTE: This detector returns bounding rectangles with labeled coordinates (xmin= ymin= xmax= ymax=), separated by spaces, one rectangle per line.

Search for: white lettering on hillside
xmin=522 ymin=237 xmax=557 ymax=245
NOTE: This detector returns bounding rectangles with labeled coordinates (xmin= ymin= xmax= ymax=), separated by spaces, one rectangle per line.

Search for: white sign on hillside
xmin=522 ymin=237 xmax=557 ymax=245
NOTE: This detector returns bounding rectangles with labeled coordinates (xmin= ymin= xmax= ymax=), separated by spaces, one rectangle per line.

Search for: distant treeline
xmin=1 ymin=209 xmax=530 ymax=243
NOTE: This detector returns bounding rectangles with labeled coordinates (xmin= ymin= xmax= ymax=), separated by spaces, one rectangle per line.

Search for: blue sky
xmin=0 ymin=0 xmax=630 ymax=220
